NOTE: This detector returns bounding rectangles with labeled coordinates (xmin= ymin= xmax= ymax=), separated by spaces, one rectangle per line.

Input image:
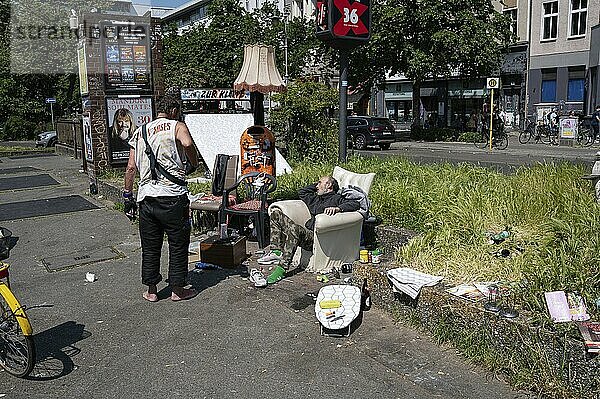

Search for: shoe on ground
xmin=257 ymin=250 xmax=283 ymax=265
xmin=249 ymin=268 xmax=267 ymax=288
xmin=267 ymin=265 xmax=286 ymax=284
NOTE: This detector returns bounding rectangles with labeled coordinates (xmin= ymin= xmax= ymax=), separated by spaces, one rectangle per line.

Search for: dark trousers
xmin=139 ymin=195 xmax=190 ymax=287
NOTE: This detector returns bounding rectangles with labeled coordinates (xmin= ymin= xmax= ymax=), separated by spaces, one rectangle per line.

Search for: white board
xmin=184 ymin=113 xmax=293 ymax=176
xmin=315 ymin=284 xmax=361 ymax=331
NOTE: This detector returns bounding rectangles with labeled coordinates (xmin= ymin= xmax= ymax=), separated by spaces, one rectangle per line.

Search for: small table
xmin=200 ymin=235 xmax=247 ymax=268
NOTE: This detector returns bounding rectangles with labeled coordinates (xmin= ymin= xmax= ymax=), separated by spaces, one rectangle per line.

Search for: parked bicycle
xmin=575 ymin=116 xmax=595 ymax=147
xmin=473 ymin=128 xmax=509 ymax=150
xmin=0 ymin=227 xmax=43 ymax=377
xmin=518 ymin=117 xmax=558 ymax=145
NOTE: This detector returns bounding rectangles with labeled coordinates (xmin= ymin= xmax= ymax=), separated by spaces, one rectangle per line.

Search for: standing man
xmin=123 ymin=94 xmax=199 ymax=302
xmin=592 ymin=104 xmax=600 ymax=143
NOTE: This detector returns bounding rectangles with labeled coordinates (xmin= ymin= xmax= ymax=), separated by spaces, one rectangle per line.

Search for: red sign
xmin=315 ymin=0 xmax=370 ymax=49
xmin=333 ymin=0 xmax=369 ymax=37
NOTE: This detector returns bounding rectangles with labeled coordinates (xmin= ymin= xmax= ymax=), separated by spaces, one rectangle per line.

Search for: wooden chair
xmin=220 ymin=172 xmax=277 ymax=248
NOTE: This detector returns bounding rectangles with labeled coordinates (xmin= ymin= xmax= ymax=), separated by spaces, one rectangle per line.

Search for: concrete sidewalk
xmin=0 ymin=153 xmax=528 ymax=398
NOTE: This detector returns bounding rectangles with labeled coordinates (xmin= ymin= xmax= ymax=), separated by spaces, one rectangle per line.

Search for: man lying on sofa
xmin=252 ymin=176 xmax=360 ymax=286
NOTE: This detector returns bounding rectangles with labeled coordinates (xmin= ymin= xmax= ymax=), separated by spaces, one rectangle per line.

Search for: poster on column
xmin=101 ymin=21 xmax=152 ymax=93
xmin=83 ymin=114 xmax=93 ymax=162
xmin=106 ymin=97 xmax=153 ymax=163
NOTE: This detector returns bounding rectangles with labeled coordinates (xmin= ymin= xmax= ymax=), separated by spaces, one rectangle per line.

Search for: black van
xmin=347 ymin=116 xmax=396 ymax=150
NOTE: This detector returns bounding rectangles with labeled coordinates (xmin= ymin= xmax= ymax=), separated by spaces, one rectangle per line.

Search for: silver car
xmin=35 ymin=131 xmax=57 ymax=147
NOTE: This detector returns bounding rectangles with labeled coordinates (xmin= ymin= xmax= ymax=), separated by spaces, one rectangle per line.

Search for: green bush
xmin=457 ymin=130 xmax=480 ymax=142
xmin=270 ymin=81 xmax=338 ymax=164
xmin=2 ymin=115 xmax=36 ymax=140
xmin=410 ymin=126 xmax=458 ymax=141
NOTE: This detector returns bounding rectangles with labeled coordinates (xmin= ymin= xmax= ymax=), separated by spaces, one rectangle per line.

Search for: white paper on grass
xmin=544 ymin=291 xmax=571 ymax=323
xmin=184 ymin=113 xmax=292 ymax=177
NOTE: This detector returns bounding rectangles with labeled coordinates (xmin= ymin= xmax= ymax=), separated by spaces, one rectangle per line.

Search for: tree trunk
xmin=412 ymin=79 xmax=422 ymax=129
xmin=67 ymin=73 xmax=76 ymax=117
xmin=357 ymin=92 xmax=370 ymax=115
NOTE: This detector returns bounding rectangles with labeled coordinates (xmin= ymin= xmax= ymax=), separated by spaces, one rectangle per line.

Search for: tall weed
xmin=274 ymin=157 xmax=600 ymax=315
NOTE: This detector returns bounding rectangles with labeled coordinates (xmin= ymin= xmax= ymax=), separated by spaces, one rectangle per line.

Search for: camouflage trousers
xmin=270 ymin=209 xmax=313 ymax=265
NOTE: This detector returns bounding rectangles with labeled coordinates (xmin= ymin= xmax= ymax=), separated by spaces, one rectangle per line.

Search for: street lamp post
xmin=283 ymin=5 xmax=290 ymax=85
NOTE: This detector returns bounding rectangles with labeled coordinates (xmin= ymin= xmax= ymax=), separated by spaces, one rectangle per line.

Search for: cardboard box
xmin=188 ymin=241 xmax=201 ymax=264
xmin=200 ymin=235 xmax=247 ymax=268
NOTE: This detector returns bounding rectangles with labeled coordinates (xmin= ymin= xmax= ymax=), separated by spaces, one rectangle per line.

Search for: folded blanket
xmin=387 ymin=267 xmax=443 ymax=299
xmin=340 ymin=185 xmax=371 ymax=219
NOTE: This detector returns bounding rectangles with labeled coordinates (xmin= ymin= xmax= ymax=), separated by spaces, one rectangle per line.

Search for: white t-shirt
xmin=128 ymin=117 xmax=188 ymax=202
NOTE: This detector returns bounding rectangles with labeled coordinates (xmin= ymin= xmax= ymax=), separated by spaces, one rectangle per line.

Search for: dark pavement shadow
xmin=26 ymin=321 xmax=91 ymax=381
xmin=156 ymin=267 xmax=246 ymax=301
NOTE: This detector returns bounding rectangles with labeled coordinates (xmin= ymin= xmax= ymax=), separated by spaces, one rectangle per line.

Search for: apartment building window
xmin=541 ymin=69 xmax=557 ymax=103
xmin=567 ymin=67 xmax=586 ymax=101
xmin=504 ymin=8 xmax=518 ymax=37
xmin=542 ymin=1 xmax=559 ymax=41
xmin=569 ymin=0 xmax=587 ymax=37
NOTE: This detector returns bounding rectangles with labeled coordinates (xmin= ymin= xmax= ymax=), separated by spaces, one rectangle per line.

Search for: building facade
xmin=589 ymin=25 xmax=600 ymax=111
xmin=527 ymin=0 xmax=599 ymax=119
xmin=384 ymin=0 xmax=600 ymax=129
xmin=160 ymin=0 xmax=314 ymax=34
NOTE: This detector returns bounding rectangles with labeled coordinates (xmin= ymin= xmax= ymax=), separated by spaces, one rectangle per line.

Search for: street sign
xmin=486 ymin=78 xmax=500 ymax=89
xmin=45 ymin=98 xmax=56 ymax=104
xmin=316 ymin=0 xmax=371 ymax=49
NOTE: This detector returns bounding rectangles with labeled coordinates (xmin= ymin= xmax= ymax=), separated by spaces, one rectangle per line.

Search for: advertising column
xmin=101 ymin=20 xmax=154 ymax=164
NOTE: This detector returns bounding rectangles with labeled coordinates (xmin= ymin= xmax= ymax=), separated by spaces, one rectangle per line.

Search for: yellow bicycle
xmin=0 ymin=227 xmax=35 ymax=377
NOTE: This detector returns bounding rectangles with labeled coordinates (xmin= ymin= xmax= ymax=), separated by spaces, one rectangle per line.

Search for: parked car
xmin=35 ymin=131 xmax=57 ymax=147
xmin=347 ymin=116 xmax=396 ymax=150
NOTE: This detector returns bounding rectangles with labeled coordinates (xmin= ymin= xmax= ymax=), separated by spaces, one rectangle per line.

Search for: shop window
xmin=541 ymin=69 xmax=557 ymax=103
xmin=542 ymin=1 xmax=559 ymax=41
xmin=567 ymin=67 xmax=586 ymax=102
xmin=569 ymin=0 xmax=587 ymax=37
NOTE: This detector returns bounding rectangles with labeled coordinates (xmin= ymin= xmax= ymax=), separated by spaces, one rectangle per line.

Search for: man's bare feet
xmin=143 ymin=292 xmax=158 ymax=302
xmin=143 ymin=284 xmax=158 ymax=302
xmin=171 ymin=287 xmax=198 ymax=302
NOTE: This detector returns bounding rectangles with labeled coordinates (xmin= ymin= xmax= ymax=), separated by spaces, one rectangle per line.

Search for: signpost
xmin=486 ymin=78 xmax=499 ymax=151
xmin=317 ymin=0 xmax=371 ymax=162
xmin=45 ymin=97 xmax=56 ymax=130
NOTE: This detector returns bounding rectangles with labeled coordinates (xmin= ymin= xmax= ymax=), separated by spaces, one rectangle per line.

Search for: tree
xmin=0 ymin=0 xmax=113 ymax=137
xmin=163 ymin=0 xmax=323 ymax=89
xmin=270 ymin=81 xmax=338 ymax=163
xmin=347 ymin=0 xmax=514 ymax=125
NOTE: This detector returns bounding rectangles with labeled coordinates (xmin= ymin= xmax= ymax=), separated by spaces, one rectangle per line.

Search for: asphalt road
xmin=0 ymin=153 xmax=528 ymax=398
xmin=356 ymin=139 xmax=598 ymax=173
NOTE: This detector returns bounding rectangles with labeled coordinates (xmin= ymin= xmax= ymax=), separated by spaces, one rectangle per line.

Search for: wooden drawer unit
xmin=200 ymin=235 xmax=247 ymax=268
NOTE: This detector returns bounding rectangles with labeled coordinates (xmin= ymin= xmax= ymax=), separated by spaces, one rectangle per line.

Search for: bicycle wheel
xmin=518 ymin=130 xmax=531 ymax=144
xmin=496 ymin=133 xmax=509 ymax=150
xmin=580 ymin=127 xmax=593 ymax=147
xmin=538 ymin=126 xmax=552 ymax=144
xmin=548 ymin=130 xmax=559 ymax=146
xmin=0 ymin=286 xmax=35 ymax=377
xmin=474 ymin=132 xmax=489 ymax=149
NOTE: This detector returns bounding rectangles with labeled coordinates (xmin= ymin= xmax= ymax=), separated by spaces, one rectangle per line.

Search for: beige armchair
xmin=268 ymin=166 xmax=375 ymax=273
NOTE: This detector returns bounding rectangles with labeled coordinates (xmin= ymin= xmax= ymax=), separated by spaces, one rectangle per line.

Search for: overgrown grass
xmin=273 ymin=156 xmax=600 ymax=318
